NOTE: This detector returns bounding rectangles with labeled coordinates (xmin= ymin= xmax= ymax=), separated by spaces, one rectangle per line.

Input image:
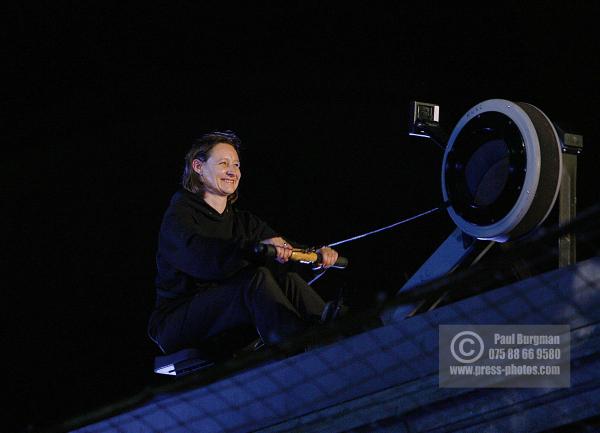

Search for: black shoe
xmin=320 ymin=299 xmax=347 ymax=323
xmin=234 ymin=337 xmax=265 ymax=357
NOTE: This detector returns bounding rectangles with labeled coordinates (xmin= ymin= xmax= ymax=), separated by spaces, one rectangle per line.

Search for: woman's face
xmin=195 ymin=142 xmax=241 ymax=197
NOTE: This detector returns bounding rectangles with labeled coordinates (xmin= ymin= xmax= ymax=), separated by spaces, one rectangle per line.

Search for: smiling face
xmin=193 ymin=142 xmax=241 ymax=199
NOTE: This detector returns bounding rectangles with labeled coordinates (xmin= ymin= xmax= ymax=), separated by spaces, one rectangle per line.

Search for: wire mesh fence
xmin=53 ymin=203 xmax=600 ymax=433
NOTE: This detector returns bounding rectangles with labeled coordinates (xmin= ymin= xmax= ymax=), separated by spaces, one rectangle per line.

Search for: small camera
xmin=408 ymin=101 xmax=447 ymax=147
xmin=411 ymin=101 xmax=440 ymax=125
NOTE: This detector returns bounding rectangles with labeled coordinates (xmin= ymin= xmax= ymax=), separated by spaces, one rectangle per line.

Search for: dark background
xmin=6 ymin=3 xmax=600 ymax=432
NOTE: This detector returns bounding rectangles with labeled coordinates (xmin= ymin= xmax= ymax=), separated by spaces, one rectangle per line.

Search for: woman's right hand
xmin=260 ymin=237 xmax=293 ymax=263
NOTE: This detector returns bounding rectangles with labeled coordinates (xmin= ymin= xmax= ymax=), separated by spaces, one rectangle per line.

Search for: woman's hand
xmin=317 ymin=246 xmax=339 ymax=268
xmin=261 ymin=237 xmax=293 ymax=263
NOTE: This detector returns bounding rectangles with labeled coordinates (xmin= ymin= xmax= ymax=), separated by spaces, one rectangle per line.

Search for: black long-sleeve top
xmin=154 ymin=190 xmax=278 ymax=308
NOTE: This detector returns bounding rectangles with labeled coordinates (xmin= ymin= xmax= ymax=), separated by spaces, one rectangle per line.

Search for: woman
xmin=148 ymin=131 xmax=339 ymax=354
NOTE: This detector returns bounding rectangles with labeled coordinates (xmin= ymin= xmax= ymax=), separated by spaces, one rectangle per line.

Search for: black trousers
xmin=150 ymin=266 xmax=326 ymax=354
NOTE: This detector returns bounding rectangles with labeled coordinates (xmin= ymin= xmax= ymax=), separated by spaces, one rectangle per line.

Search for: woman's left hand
xmin=317 ymin=246 xmax=339 ymax=268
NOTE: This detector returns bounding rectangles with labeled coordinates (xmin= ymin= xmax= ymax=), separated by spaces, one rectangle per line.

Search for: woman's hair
xmin=182 ymin=130 xmax=242 ymax=202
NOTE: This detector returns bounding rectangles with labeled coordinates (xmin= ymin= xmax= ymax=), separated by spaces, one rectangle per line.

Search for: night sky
xmin=7 ymin=3 xmax=600 ymax=432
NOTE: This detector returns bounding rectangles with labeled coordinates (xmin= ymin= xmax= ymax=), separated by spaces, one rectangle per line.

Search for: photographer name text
xmin=494 ymin=333 xmax=560 ymax=346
